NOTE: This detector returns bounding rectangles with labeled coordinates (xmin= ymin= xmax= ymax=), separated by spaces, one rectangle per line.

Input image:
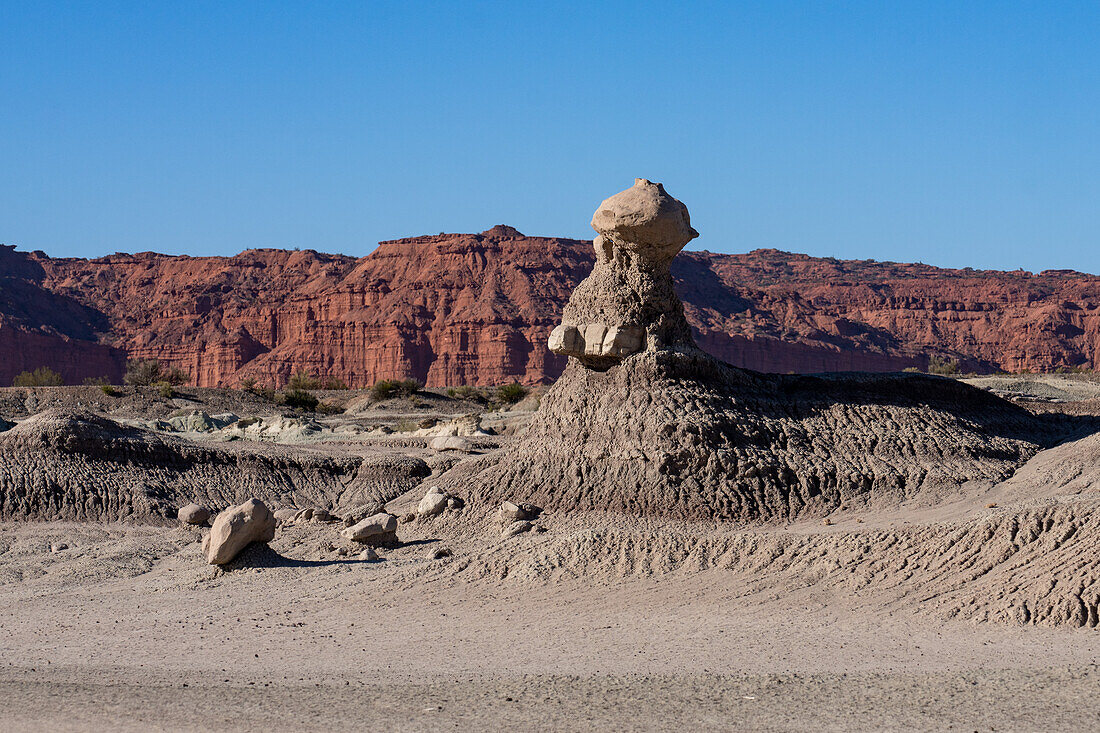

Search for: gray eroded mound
xmin=435 ymin=179 xmax=1084 ymax=522
xmin=441 ymin=350 xmax=1067 ymax=521
xmin=0 ymin=409 xmax=427 ymax=522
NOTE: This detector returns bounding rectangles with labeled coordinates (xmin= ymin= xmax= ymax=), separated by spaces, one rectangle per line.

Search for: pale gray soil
xmin=1 ymin=508 xmax=1098 ymax=732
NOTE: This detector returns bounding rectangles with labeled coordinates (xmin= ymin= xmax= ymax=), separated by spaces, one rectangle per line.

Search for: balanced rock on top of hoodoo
xmin=431 ymin=178 xmax=1062 ymax=523
xmin=548 ymin=178 xmax=698 ymax=367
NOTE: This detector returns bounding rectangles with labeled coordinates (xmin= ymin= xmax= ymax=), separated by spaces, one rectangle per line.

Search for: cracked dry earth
xmin=1 ymin=474 xmax=1099 ymax=732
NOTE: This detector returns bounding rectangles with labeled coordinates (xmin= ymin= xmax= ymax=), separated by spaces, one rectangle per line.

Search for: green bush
xmin=927 ymin=355 xmax=960 ymax=376
xmin=125 ymin=359 xmax=189 ymax=386
xmin=321 ymin=376 xmax=349 ymax=390
xmin=446 ymin=385 xmax=485 ymax=402
xmin=281 ymin=388 xmax=319 ymax=411
xmin=100 ymin=384 xmax=120 ymax=397
xmin=12 ymin=367 xmax=65 ymax=387
xmin=287 ymin=370 xmax=321 ymax=391
xmin=370 ymin=378 xmax=421 ymax=402
xmin=496 ymin=382 xmax=528 ymax=404
xmin=155 ymin=381 xmax=175 ymax=399
xmin=238 ymin=377 xmax=257 ymax=391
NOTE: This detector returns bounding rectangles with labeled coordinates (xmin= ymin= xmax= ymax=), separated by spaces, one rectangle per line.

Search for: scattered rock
xmin=430 ymin=436 xmax=472 ymax=452
xmin=202 ymin=498 xmax=277 ymax=565
xmin=293 ymin=508 xmax=314 ymax=523
xmin=432 ymin=547 xmax=453 ymax=559
xmin=417 ymin=487 xmax=449 ymax=518
xmin=446 ymin=496 xmax=464 ymax=510
xmin=336 ymin=547 xmax=349 ymax=556
xmin=359 ymin=547 xmax=380 ymax=562
xmin=501 ymin=520 xmax=534 ymax=539
xmin=177 ymin=502 xmax=210 ymax=525
xmin=273 ymin=508 xmax=298 ymax=522
xmin=50 ymin=542 xmax=69 ymax=553
xmin=310 ymin=508 xmax=337 ymax=523
xmin=341 ymin=513 xmax=398 ymax=545
xmin=342 ymin=503 xmax=383 ymax=527
xmin=400 ymin=513 xmax=417 ymax=524
xmin=498 ymin=501 xmax=540 ymax=522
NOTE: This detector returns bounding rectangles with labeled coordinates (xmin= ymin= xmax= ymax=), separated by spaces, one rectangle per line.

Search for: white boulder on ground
xmin=430 ymin=436 xmax=472 ymax=452
xmin=341 ymin=513 xmax=398 ymax=545
xmin=417 ymin=487 xmax=449 ymax=517
xmin=202 ymin=498 xmax=277 ymax=565
xmin=178 ymin=503 xmax=210 ymax=525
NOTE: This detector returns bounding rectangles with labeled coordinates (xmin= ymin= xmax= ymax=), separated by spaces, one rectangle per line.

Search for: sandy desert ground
xmin=1 ymin=372 xmax=1099 ymax=732
xmin=1 ymin=508 xmax=1098 ymax=732
xmin=1 ymin=355 xmax=1099 ymax=730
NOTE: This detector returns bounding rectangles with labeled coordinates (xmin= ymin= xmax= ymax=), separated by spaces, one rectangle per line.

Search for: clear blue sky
xmin=2 ymin=1 xmax=1098 ymax=272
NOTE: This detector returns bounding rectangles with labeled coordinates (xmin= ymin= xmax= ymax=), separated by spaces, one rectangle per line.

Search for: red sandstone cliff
xmin=3 ymin=230 xmax=1100 ymax=387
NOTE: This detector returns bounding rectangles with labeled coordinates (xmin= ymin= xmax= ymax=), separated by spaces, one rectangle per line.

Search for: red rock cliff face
xmin=4 ymin=231 xmax=1100 ymax=387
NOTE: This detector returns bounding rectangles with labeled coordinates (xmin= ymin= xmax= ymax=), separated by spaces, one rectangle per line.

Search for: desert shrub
xmin=281 ymin=388 xmax=319 ymax=411
xmin=927 ymin=355 xmax=960 ymax=376
xmin=320 ymin=376 xmax=349 ymax=390
xmin=287 ymin=370 xmax=321 ymax=391
xmin=239 ymin=378 xmax=276 ymax=401
xmin=100 ymin=384 xmax=120 ymax=397
xmin=155 ymin=381 xmax=175 ymax=399
xmin=125 ymin=359 xmax=189 ymax=386
xmin=12 ymin=367 xmax=65 ymax=387
xmin=446 ymin=385 xmax=485 ymax=402
xmin=394 ymin=418 xmax=418 ymax=433
xmin=371 ymin=378 xmax=421 ymax=402
xmin=82 ymin=376 xmax=111 ymax=386
xmin=496 ymin=382 xmax=528 ymax=404
xmin=370 ymin=379 xmax=397 ymax=401
xmin=902 ymin=366 xmax=920 ymax=373
xmin=315 ymin=401 xmax=343 ymax=415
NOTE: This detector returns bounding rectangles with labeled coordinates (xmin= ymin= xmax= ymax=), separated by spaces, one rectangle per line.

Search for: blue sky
xmin=2 ymin=1 xmax=1098 ymax=272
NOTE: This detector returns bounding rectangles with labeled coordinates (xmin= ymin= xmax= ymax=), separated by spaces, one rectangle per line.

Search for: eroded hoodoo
xmin=436 ymin=179 xmax=1059 ymax=521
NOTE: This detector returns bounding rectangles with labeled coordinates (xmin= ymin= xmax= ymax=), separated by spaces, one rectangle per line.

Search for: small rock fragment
xmin=341 ymin=513 xmax=399 ymax=545
xmin=273 ymin=508 xmax=298 ymax=522
xmin=417 ymin=487 xmax=449 ymax=518
xmin=202 ymin=498 xmax=277 ymax=565
xmin=311 ymin=509 xmax=337 ymax=523
xmin=50 ymin=542 xmax=70 ymax=553
xmin=359 ymin=547 xmax=380 ymax=562
xmin=342 ymin=504 xmax=382 ymax=527
xmin=178 ymin=503 xmax=210 ymax=525
xmin=498 ymin=501 xmax=540 ymax=522
xmin=432 ymin=547 xmax=453 ymax=559
xmin=293 ymin=507 xmax=314 ymax=523
xmin=502 ymin=521 xmax=534 ymax=539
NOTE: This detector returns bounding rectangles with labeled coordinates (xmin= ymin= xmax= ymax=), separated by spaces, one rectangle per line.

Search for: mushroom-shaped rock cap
xmin=591 ymin=178 xmax=699 ymax=258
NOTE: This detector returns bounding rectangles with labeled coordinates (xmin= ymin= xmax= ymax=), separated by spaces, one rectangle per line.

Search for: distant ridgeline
xmin=2 ymin=234 xmax=1100 ymax=388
